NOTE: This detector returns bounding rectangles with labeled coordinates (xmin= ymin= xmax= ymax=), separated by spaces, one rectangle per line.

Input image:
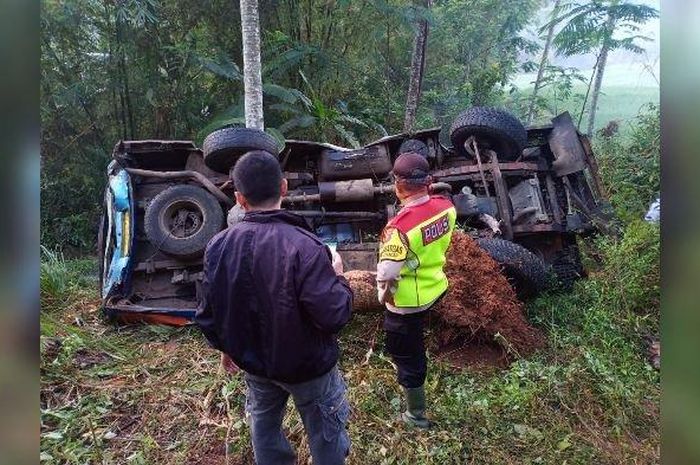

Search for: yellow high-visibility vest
xmin=378 ymin=196 xmax=456 ymax=307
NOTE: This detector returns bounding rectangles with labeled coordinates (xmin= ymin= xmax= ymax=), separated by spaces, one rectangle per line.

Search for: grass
xmin=40 ymin=220 xmax=660 ymax=464
xmin=508 ymin=84 xmax=659 ymax=135
xmin=511 ymin=60 xmax=660 ymax=132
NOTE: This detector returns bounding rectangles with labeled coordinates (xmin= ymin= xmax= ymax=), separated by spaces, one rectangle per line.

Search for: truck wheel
xmin=203 ymin=127 xmax=281 ymax=173
xmin=552 ymin=243 xmax=585 ymax=289
xmin=476 ymin=238 xmax=549 ymax=299
xmin=450 ymin=107 xmax=527 ymax=160
xmin=144 ymin=185 xmax=224 ymax=258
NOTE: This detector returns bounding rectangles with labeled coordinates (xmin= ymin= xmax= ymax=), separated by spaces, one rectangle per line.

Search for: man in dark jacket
xmin=196 ymin=150 xmax=353 ymax=465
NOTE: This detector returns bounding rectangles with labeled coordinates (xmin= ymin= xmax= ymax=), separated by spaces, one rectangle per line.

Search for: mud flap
xmin=548 ymin=112 xmax=588 ymax=177
xmin=549 ymin=112 xmax=614 ymax=234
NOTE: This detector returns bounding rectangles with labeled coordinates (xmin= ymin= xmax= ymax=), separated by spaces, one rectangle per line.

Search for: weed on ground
xmin=41 ymin=225 xmax=659 ymax=464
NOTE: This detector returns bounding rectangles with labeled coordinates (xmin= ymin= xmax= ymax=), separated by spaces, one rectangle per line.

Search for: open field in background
xmin=519 ymin=85 xmax=659 ymax=134
xmin=513 ymin=63 xmax=659 ymax=133
xmin=40 ymin=217 xmax=660 ymax=464
xmin=587 ymin=86 xmax=659 ymax=131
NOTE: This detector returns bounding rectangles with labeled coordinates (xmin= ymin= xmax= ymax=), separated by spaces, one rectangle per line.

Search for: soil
xmin=431 ymin=339 xmax=509 ymax=369
xmin=343 ymin=230 xmax=544 ymax=360
xmin=433 ymin=231 xmax=544 ymax=355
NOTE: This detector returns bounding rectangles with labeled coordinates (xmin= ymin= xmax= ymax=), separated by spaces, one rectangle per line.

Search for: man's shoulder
xmin=205 ymin=217 xmax=326 ymax=261
xmin=428 ymin=195 xmax=455 ymax=210
xmin=205 ymin=222 xmax=254 ymax=255
xmin=206 ymin=227 xmax=232 ymax=255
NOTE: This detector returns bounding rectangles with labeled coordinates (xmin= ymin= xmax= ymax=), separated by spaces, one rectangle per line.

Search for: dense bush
xmin=595 ymin=103 xmax=660 ymax=223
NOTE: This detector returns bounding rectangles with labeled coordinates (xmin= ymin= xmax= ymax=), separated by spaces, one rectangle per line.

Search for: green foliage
xmin=528 ymin=219 xmax=659 ymax=423
xmin=41 ymin=244 xmax=660 ymax=463
xmin=506 ymin=65 xmax=587 ymax=122
xmin=40 ymin=247 xmax=97 ymax=311
xmin=41 ymin=0 xmax=541 ymax=251
xmin=595 ymin=103 xmax=660 ymax=222
xmin=547 ymin=0 xmax=659 ymax=57
xmin=40 ymin=246 xmax=72 ymax=309
xmin=43 ymin=102 xmax=662 ymax=456
xmin=424 ymin=0 xmax=540 ymax=125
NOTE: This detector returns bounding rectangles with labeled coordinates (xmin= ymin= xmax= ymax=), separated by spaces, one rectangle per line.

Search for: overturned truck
xmin=99 ymin=107 xmax=609 ymax=321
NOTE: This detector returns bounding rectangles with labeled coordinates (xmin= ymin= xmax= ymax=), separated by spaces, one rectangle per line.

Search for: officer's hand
xmin=331 ymin=250 xmax=344 ymax=275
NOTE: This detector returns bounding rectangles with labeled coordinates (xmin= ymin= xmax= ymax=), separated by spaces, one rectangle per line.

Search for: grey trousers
xmin=244 ymin=366 xmax=351 ymax=465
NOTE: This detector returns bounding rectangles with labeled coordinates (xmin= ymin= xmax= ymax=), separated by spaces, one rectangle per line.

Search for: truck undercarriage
xmin=99 ymin=108 xmax=610 ymax=321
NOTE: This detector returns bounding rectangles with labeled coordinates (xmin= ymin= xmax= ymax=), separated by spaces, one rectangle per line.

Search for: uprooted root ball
xmin=343 ymin=231 xmax=543 ymax=355
xmin=343 ymin=270 xmax=384 ymax=314
xmin=433 ymin=231 xmax=544 ymax=354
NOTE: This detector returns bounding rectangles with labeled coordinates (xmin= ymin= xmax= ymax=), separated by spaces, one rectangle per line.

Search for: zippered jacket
xmin=196 ymin=210 xmax=353 ymax=383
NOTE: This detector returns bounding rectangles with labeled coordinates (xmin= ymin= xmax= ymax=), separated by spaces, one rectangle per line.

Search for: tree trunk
xmin=586 ymin=15 xmax=614 ymax=136
xmin=527 ymin=0 xmax=560 ymax=125
xmin=240 ymin=0 xmax=264 ymax=130
xmin=115 ymin=17 xmax=135 ymax=139
xmin=586 ymin=47 xmax=608 ymax=136
xmin=403 ymin=0 xmax=431 ymax=134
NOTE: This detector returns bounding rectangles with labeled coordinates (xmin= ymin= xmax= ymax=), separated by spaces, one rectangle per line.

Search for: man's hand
xmin=331 ymin=249 xmax=344 ymax=275
xmin=480 ymin=213 xmax=502 ymax=236
xmin=377 ymin=279 xmax=398 ymax=305
xmin=221 ymin=353 xmax=239 ymax=374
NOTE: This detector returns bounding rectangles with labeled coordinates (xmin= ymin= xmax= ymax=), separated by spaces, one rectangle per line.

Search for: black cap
xmin=393 ymin=152 xmax=430 ymax=185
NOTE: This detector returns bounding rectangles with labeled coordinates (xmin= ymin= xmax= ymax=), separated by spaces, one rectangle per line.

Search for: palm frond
xmin=553 ymin=14 xmax=604 ymax=55
xmin=609 ymin=36 xmax=647 ymax=54
xmin=197 ymin=115 xmax=245 ymax=141
xmin=278 ymin=115 xmax=317 ymax=134
xmin=263 ymin=83 xmax=302 ymax=104
xmin=368 ymin=120 xmax=389 ymax=137
xmin=262 ymin=45 xmax=318 ymax=79
xmin=540 ymin=1 xmax=599 ymax=33
xmin=269 ymin=103 xmax=302 ymax=114
xmin=609 ymin=3 xmax=659 ymax=23
xmin=333 ymin=124 xmax=360 ymax=149
xmin=339 ymin=114 xmax=369 ymax=128
xmin=265 ymin=127 xmax=287 ymax=148
xmin=199 ymin=55 xmax=242 ymax=81
xmin=297 ymin=69 xmax=317 ymax=101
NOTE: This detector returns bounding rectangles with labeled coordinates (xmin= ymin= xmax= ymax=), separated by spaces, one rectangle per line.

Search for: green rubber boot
xmin=401 ymin=385 xmax=431 ymax=429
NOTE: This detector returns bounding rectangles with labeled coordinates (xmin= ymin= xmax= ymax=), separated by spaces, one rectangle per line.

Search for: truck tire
xmin=552 ymin=243 xmax=585 ymax=290
xmin=144 ymin=185 xmax=224 ymax=258
xmin=476 ymin=238 xmax=549 ymax=299
xmin=203 ymin=127 xmax=281 ymax=173
xmin=450 ymin=107 xmax=527 ymax=160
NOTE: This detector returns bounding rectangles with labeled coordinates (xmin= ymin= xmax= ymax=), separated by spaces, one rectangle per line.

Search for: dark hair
xmin=231 ymin=150 xmax=282 ymax=206
xmin=395 ymin=178 xmax=429 ymax=196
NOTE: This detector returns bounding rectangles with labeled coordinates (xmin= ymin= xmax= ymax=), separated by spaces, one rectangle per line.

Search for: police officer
xmin=377 ymin=151 xmax=456 ymax=428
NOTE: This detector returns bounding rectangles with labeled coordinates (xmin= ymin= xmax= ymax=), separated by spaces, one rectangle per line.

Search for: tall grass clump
xmin=40 ymin=246 xmax=72 ymax=310
xmin=527 ymin=105 xmax=660 ymax=440
xmin=528 ymin=220 xmax=659 ymax=438
xmin=595 ymin=103 xmax=660 ymax=223
xmin=40 ymin=246 xmax=98 ymax=310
